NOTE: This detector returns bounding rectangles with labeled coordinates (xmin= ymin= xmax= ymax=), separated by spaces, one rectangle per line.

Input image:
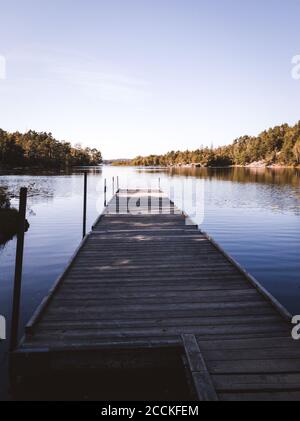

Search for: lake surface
xmin=0 ymin=166 xmax=300 ymax=400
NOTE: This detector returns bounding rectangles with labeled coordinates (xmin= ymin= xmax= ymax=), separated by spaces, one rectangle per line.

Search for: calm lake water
xmin=0 ymin=166 xmax=300 ymax=399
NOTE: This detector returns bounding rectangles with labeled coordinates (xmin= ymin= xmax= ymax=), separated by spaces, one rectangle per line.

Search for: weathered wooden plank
xmin=62 ymin=278 xmax=246 ymax=287
xmin=87 ymin=234 xmax=205 ymax=240
xmin=23 ymin=332 xmax=290 ymax=350
xmin=73 ymin=258 xmax=233 ymax=266
xmin=38 ymin=315 xmax=281 ymax=331
xmin=22 ymin=336 xmax=181 ymax=350
xmin=197 ymin=336 xmax=299 ymax=351
xmin=203 ymin=347 xmax=300 ymax=362
xmin=76 ymin=254 xmax=229 ymax=261
xmin=31 ymin=323 xmax=288 ymax=340
xmin=219 ymin=391 xmax=300 ymax=401
xmin=207 ymin=359 xmax=300 ymax=374
xmin=74 ymin=252 xmax=229 ymax=259
xmin=212 ymin=373 xmax=300 ymax=392
xmin=44 ymin=300 xmax=275 ymax=315
xmin=67 ymin=272 xmax=242 ymax=281
xmin=55 ymin=289 xmax=255 ymax=300
xmin=58 ymin=281 xmax=251 ymax=292
xmin=49 ymin=297 xmax=269 ymax=312
xmin=53 ymin=289 xmax=260 ymax=301
xmin=86 ymin=235 xmax=208 ymax=240
xmin=42 ymin=306 xmax=275 ymax=322
xmin=69 ymin=265 xmax=236 ymax=272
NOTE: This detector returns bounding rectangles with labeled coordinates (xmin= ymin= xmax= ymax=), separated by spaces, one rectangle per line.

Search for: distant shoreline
xmin=169 ymin=163 xmax=300 ymax=169
xmin=0 ymin=165 xmax=102 ymax=174
xmin=111 ymin=163 xmax=300 ymax=169
xmin=0 ymin=163 xmax=299 ymax=172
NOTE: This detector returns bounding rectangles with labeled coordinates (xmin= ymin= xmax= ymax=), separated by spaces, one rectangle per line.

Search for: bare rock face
xmin=246 ymin=160 xmax=267 ymax=168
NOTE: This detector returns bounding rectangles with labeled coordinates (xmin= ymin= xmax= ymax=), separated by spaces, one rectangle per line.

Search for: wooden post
xmin=127 ymin=196 xmax=130 ymax=214
xmin=104 ymin=178 xmax=107 ymax=207
xmin=158 ymin=179 xmax=162 ymax=213
xmin=82 ymin=172 xmax=88 ymax=239
xmin=170 ymin=185 xmax=175 ymax=215
xmin=148 ymin=187 xmax=151 ymax=214
xmin=116 ymin=192 xmax=120 ymax=214
xmin=112 ymin=177 xmax=115 ymax=194
xmin=10 ymin=187 xmax=27 ymax=352
xmin=159 ymin=195 xmax=163 ymax=214
xmin=117 ymin=176 xmax=119 ymax=191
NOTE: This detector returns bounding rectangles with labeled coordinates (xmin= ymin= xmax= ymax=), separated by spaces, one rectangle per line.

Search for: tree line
xmin=124 ymin=122 xmax=300 ymax=167
xmin=0 ymin=129 xmax=102 ymax=168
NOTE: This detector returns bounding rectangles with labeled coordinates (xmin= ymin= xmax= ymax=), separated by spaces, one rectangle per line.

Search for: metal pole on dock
xmin=116 ymin=192 xmax=120 ymax=214
xmin=170 ymin=185 xmax=175 ymax=215
xmin=82 ymin=171 xmax=87 ymax=239
xmin=158 ymin=178 xmax=161 ymax=190
xmin=148 ymin=187 xmax=151 ymax=214
xmin=104 ymin=178 xmax=107 ymax=207
xmin=117 ymin=176 xmax=119 ymax=191
xmin=112 ymin=177 xmax=115 ymax=194
xmin=10 ymin=187 xmax=27 ymax=352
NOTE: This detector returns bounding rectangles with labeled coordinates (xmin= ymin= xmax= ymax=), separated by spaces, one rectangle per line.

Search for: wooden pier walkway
xmin=12 ymin=189 xmax=300 ymax=401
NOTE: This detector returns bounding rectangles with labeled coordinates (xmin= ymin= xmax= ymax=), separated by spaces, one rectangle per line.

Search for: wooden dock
xmin=12 ymin=189 xmax=300 ymax=401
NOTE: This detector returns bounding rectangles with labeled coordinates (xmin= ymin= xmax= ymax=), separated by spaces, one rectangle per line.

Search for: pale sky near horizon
xmin=0 ymin=0 xmax=300 ymax=159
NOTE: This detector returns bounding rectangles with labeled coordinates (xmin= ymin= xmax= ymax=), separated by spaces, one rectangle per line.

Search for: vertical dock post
xmin=148 ymin=187 xmax=151 ymax=214
xmin=10 ymin=187 xmax=27 ymax=352
xmin=116 ymin=191 xmax=120 ymax=214
xmin=117 ymin=176 xmax=119 ymax=191
xmin=82 ymin=171 xmax=88 ymax=239
xmin=112 ymin=177 xmax=115 ymax=194
xmin=159 ymin=194 xmax=163 ymax=214
xmin=104 ymin=178 xmax=107 ymax=207
xmin=170 ymin=185 xmax=175 ymax=215
xmin=127 ymin=195 xmax=130 ymax=214
xmin=158 ymin=179 xmax=162 ymax=213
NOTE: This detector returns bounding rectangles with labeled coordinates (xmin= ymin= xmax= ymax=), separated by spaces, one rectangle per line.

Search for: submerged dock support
xmin=10 ymin=187 xmax=27 ymax=352
xmin=104 ymin=178 xmax=107 ymax=207
xmin=82 ymin=171 xmax=88 ymax=239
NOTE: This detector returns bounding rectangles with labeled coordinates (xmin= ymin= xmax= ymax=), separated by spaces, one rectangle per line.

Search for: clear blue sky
xmin=0 ymin=0 xmax=300 ymax=159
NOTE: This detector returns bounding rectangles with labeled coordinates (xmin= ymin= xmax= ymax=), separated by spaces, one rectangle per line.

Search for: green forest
xmin=0 ymin=129 xmax=102 ymax=169
xmin=125 ymin=122 xmax=300 ymax=167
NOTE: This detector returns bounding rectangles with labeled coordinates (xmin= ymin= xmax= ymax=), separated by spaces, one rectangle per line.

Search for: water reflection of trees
xmin=139 ymin=167 xmax=300 ymax=188
xmin=136 ymin=167 xmax=300 ymax=215
xmin=0 ymin=178 xmax=56 ymax=204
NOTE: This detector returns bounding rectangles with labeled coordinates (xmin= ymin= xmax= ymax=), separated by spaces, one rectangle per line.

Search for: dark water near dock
xmin=0 ymin=166 xmax=300 ymax=400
